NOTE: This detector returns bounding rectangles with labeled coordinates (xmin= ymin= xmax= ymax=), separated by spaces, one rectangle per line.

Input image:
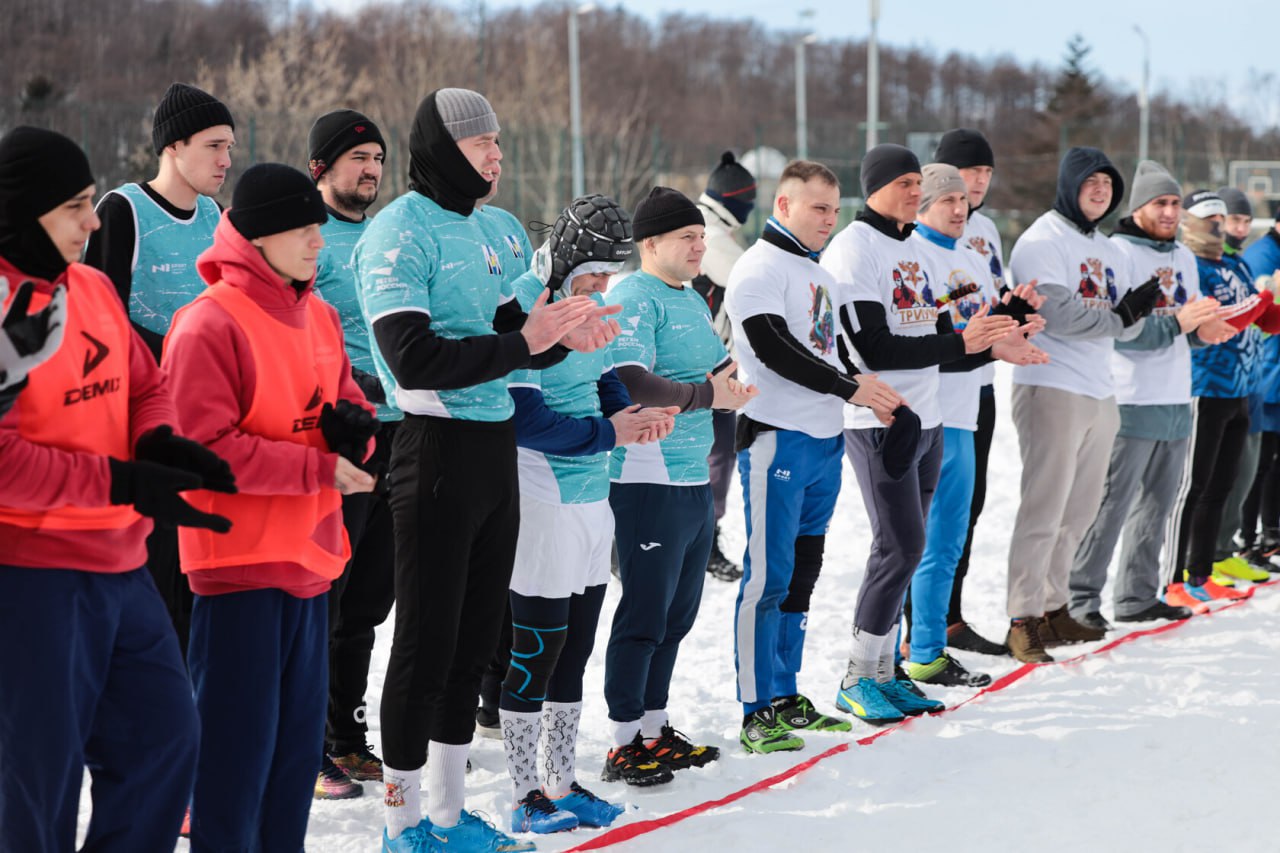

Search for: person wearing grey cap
xmin=355 ymin=88 xmax=621 ymax=853
xmin=1066 ymin=161 xmax=1226 ymax=628
xmin=820 ymin=145 xmax=1018 ymax=724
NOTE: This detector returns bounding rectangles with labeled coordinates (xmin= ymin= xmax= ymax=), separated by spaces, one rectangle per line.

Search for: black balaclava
xmin=407 ymin=91 xmax=492 ymax=216
xmin=1052 ymin=146 xmax=1124 ymax=234
xmin=0 ymin=126 xmax=95 ymax=281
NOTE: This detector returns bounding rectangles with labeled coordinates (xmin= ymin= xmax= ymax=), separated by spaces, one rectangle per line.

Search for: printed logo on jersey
xmin=482 ymin=244 xmax=502 ymax=276
xmin=504 ymin=234 xmax=525 ymax=259
xmin=150 ymin=262 xmax=189 ymax=276
xmin=1211 ymin=266 xmax=1247 ymax=305
xmin=81 ymin=331 xmax=110 ymax=377
xmin=890 ymin=261 xmax=938 ymax=326
xmin=1076 ymin=258 xmax=1118 ymax=308
xmin=64 ymin=332 xmax=121 ymax=405
xmin=964 ymin=237 xmax=1004 ymax=286
xmin=808 ymin=282 xmax=835 ymax=354
xmin=1153 ymin=266 xmax=1188 ymax=313
xmin=944 ymin=269 xmax=983 ymax=326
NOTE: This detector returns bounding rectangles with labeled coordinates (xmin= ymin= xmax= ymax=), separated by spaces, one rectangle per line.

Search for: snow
xmin=80 ymin=367 xmax=1280 ymax=851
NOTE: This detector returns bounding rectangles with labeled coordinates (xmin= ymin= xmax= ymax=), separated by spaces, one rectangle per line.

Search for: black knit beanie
xmin=308 ymin=109 xmax=386 ymax=182
xmin=933 ymin=129 xmax=994 ymax=170
xmin=705 ymin=151 xmax=757 ymax=225
xmin=228 ymin=163 xmax=328 ymax=240
xmin=0 ymin=126 xmax=95 ymax=280
xmin=152 ymin=83 xmax=235 ymax=154
xmin=1216 ymin=187 xmax=1253 ymax=218
xmin=861 ymin=144 xmax=921 ymax=198
xmin=632 ymin=187 xmax=704 ymax=241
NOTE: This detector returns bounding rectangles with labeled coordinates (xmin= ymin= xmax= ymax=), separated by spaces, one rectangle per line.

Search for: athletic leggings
xmin=1240 ymin=431 xmax=1280 ymax=546
xmin=1166 ymin=396 xmax=1249 ymax=585
xmin=499 ymin=586 xmax=608 ymax=713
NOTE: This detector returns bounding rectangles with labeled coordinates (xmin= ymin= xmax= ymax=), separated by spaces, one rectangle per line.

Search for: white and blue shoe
xmin=553 ymin=783 xmax=624 ymax=828
xmin=835 ymin=677 xmax=904 ymax=725
xmin=382 ymin=821 xmax=440 ymax=852
xmin=511 ymin=789 xmax=578 ymax=834
xmin=436 ymin=809 xmax=537 ymax=851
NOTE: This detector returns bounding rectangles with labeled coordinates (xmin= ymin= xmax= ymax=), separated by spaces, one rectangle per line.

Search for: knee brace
xmin=500 ymin=621 xmax=569 ymax=712
xmin=780 ymin=535 xmax=825 ymax=614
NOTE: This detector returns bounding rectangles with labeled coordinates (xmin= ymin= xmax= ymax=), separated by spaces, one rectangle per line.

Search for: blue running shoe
xmin=383 ymin=822 xmax=441 ymax=852
xmin=554 ymin=782 xmax=624 ymax=828
xmin=511 ymin=789 xmax=578 ymax=834
xmin=835 ymin=677 xmax=904 ymax=725
xmin=877 ymin=678 xmax=945 ymax=716
xmin=435 ymin=810 xmax=536 ymax=852
xmin=1183 ymin=583 xmax=1213 ymax=602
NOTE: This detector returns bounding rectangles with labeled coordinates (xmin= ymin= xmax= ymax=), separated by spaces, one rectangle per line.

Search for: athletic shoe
xmin=1202 ymin=568 xmax=1236 ymax=587
xmin=475 ymin=705 xmax=502 ymax=740
xmin=1075 ymin=610 xmax=1112 ymax=633
xmin=1006 ymin=617 xmax=1053 ymax=663
xmin=1235 ymin=547 xmax=1273 ymax=573
xmin=331 ymin=743 xmax=384 ymax=782
xmin=770 ymin=693 xmax=852 ymax=732
xmin=706 ymin=527 xmax=742 ymax=582
xmin=1213 ymin=556 xmax=1269 ymax=583
xmin=892 ymin=665 xmax=928 ymax=696
xmin=511 ymin=789 xmax=578 ymax=834
xmin=877 ymin=678 xmax=945 ymax=716
xmin=645 ymin=725 xmax=719 ymax=769
xmin=1164 ymin=583 xmax=1211 ymax=614
xmin=1114 ymin=601 xmax=1193 ymax=622
xmin=1038 ymin=606 xmax=1105 ymax=647
xmin=946 ymin=621 xmax=1010 ymax=656
xmin=1198 ymin=579 xmax=1248 ymax=601
xmin=553 ymin=783 xmax=624 ymax=828
xmin=180 ymin=807 xmax=190 ymax=839
xmin=906 ymin=652 xmax=992 ymax=687
xmin=835 ymin=677 xmax=905 ymax=725
xmin=433 ymin=811 xmax=535 ymax=852
xmin=383 ymin=823 xmax=441 ymax=853
xmin=315 ymin=754 xmax=363 ymax=800
xmin=600 ymin=733 xmax=673 ymax=787
xmin=741 ymin=706 xmax=806 ymax=754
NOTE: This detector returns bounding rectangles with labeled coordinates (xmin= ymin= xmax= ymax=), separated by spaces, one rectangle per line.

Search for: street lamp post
xmin=569 ymin=3 xmax=596 ymax=199
xmin=866 ymin=0 xmax=880 ymax=151
xmin=796 ymin=10 xmax=816 ymax=160
xmin=1134 ymin=24 xmax=1150 ymax=164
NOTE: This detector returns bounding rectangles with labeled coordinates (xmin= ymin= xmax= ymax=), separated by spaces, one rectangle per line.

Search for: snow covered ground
xmin=82 ymin=367 xmax=1280 ymax=851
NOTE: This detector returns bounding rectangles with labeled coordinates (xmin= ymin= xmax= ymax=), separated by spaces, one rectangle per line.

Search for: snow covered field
xmin=82 ymin=367 xmax=1280 ymax=851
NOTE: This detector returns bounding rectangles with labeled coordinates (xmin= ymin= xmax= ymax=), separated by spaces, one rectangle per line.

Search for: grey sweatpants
xmin=1068 ymin=435 xmax=1188 ymax=618
xmin=1214 ymin=430 xmax=1261 ymax=560
xmin=1006 ymin=384 xmax=1120 ymax=619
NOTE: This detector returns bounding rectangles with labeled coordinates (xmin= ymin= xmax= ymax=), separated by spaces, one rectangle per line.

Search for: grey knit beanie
xmin=1216 ymin=187 xmax=1253 ymax=218
xmin=919 ymin=163 xmax=968 ymax=213
xmin=1127 ymin=160 xmax=1182 ymax=215
xmin=434 ymin=88 xmax=499 ymax=141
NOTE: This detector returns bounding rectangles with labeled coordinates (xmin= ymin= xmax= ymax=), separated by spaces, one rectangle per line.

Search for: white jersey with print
xmin=822 ymin=221 xmax=943 ymax=430
xmin=962 ymin=210 xmax=1005 ymax=386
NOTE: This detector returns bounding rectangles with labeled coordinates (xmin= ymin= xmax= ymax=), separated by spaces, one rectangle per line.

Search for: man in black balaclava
xmin=354 ymin=89 xmax=622 ymax=852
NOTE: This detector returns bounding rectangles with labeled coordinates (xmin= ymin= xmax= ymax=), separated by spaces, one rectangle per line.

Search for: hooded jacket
xmin=163 ymin=213 xmax=372 ymax=597
xmin=693 ymin=193 xmax=747 ymax=352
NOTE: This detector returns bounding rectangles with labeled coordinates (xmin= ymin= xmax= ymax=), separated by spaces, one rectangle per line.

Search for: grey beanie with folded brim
xmin=435 ymin=88 xmax=500 ymax=141
xmin=1128 ymin=160 xmax=1182 ymax=215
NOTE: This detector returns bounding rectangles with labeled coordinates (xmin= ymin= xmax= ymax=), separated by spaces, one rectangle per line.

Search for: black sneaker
xmin=906 ymin=652 xmax=992 ymax=687
xmin=1114 ymin=601 xmax=1193 ymax=622
xmin=475 ymin=705 xmax=501 ymax=740
xmin=1075 ymin=610 xmax=1113 ymax=633
xmin=946 ymin=621 xmax=1010 ymax=656
xmin=706 ymin=528 xmax=742 ymax=582
xmin=601 ymin=733 xmax=673 ymax=787
xmin=644 ymin=725 xmax=720 ymax=769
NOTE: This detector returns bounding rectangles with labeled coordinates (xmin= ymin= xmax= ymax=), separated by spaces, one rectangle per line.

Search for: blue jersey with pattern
xmin=607 ymin=271 xmax=728 ymax=485
xmin=354 ymin=192 xmax=517 ymax=421
xmin=114 ymin=182 xmax=220 ymax=335
xmin=1191 ymin=254 xmax=1258 ymax=399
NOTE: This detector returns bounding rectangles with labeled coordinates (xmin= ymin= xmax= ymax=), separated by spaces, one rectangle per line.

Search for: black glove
xmin=351 ymin=367 xmax=387 ymax=405
xmin=319 ymin=399 xmax=380 ymax=464
xmin=1113 ymin=276 xmax=1161 ymax=328
xmin=135 ymin=425 xmax=237 ymax=494
xmin=107 ymin=458 xmax=232 ymax=532
xmin=991 ymin=294 xmax=1036 ymax=324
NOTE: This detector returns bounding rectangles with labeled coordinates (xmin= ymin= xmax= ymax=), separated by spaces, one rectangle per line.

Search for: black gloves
xmin=1113 ymin=276 xmax=1162 ymax=328
xmin=136 ymin=425 xmax=237 ymax=494
xmin=350 ymin=367 xmax=387 ymax=405
xmin=108 ymin=458 xmax=233 ymax=532
xmin=0 ymin=280 xmax=67 ymax=388
xmin=991 ymin=293 xmax=1037 ymax=325
xmin=320 ymin=399 xmax=380 ymax=465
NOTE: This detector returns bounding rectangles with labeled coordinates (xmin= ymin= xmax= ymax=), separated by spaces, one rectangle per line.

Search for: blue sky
xmin=313 ymin=0 xmax=1279 ymax=126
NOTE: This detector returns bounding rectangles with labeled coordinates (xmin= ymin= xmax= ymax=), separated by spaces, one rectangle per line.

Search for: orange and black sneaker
xmin=644 ymin=725 xmax=720 ymax=770
xmin=601 ymin=733 xmax=673 ymax=787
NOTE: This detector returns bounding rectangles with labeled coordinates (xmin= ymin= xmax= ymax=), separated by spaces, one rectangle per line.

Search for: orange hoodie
xmin=163 ymin=213 xmax=372 ymax=598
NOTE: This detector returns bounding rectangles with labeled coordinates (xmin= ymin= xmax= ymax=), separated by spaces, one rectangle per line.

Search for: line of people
xmin=4 ymin=80 xmax=1280 ymax=853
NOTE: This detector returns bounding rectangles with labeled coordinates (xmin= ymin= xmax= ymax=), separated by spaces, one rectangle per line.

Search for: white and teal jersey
xmin=607 ymin=270 xmax=728 ymax=485
xmin=509 ymin=270 xmax=613 ymax=504
xmin=475 ymin=205 xmax=533 ymax=290
xmin=355 ymin=192 xmax=517 ymax=421
xmin=113 ymin=182 xmax=220 ymax=335
xmin=314 ymin=213 xmax=399 ymax=421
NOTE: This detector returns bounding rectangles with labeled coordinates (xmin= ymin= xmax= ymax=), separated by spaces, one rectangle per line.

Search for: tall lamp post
xmin=1134 ymin=24 xmax=1150 ymax=164
xmin=569 ymin=3 xmax=597 ymax=199
xmin=796 ymin=10 xmax=816 ymax=160
xmin=866 ymin=0 xmax=881 ymax=151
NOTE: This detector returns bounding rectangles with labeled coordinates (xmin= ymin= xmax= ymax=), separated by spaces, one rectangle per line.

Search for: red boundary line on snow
xmin=563 ymin=581 xmax=1275 ymax=852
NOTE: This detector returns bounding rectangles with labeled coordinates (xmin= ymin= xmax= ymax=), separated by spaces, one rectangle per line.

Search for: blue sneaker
xmin=383 ymin=822 xmax=441 ymax=852
xmin=835 ymin=677 xmax=905 ymax=725
xmin=553 ymin=782 xmax=624 ymax=828
xmin=434 ymin=810 xmax=536 ymax=852
xmin=877 ymin=678 xmax=945 ymax=716
xmin=511 ymin=789 xmax=578 ymax=834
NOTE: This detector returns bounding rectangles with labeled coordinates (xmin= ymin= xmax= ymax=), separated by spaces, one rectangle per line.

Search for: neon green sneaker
xmin=770 ymin=693 xmax=853 ymax=732
xmin=740 ymin=706 xmax=805 ymax=754
xmin=1213 ymin=556 xmax=1269 ymax=583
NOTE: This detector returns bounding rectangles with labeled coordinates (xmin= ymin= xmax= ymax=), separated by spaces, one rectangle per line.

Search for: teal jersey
xmin=509 ymin=270 xmax=613 ymax=504
xmin=606 ymin=271 xmax=728 ymax=485
xmin=114 ymin=182 xmax=220 ymax=335
xmin=475 ymin=205 xmax=533 ymax=289
xmin=354 ymin=192 xmax=517 ymax=422
xmin=314 ymin=213 xmax=400 ymax=421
